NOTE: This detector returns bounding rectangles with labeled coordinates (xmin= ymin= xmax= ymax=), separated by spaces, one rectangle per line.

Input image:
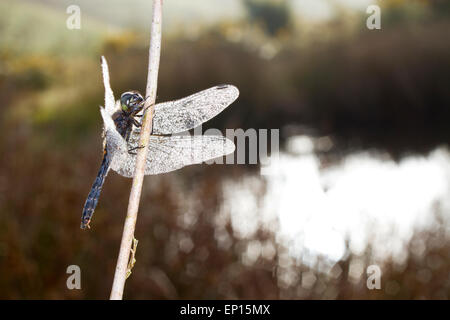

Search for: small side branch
xmin=110 ymin=0 xmax=163 ymax=300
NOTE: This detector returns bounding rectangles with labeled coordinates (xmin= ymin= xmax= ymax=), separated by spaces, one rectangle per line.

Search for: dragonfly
xmin=81 ymin=60 xmax=238 ymax=229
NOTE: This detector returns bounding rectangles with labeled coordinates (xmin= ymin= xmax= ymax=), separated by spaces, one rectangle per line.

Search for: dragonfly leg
xmin=127 ymin=145 xmax=146 ymax=155
xmin=132 ymin=118 xmax=141 ymax=128
xmin=135 ymin=101 xmax=155 ymax=118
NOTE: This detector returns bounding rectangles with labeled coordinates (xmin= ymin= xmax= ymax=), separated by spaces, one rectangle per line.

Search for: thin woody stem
xmin=110 ymin=0 xmax=163 ymax=300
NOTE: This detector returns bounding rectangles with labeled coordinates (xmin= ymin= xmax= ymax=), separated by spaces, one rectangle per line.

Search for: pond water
xmin=221 ymin=136 xmax=450 ymax=266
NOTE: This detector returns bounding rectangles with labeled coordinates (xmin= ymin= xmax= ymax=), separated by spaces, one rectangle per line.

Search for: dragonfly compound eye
xmin=120 ymin=91 xmax=143 ymax=112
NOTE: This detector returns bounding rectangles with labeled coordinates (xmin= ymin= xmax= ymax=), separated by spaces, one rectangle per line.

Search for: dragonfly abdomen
xmin=81 ymin=150 xmax=112 ymax=229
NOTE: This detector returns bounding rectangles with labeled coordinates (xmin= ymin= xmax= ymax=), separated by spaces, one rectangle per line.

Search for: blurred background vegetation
xmin=0 ymin=0 xmax=449 ymax=299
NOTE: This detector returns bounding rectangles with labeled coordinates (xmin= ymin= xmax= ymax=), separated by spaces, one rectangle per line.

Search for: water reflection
xmin=222 ymin=135 xmax=450 ymax=266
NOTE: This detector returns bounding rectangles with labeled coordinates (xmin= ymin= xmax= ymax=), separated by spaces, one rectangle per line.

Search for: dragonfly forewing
xmin=152 ymin=85 xmax=239 ymax=135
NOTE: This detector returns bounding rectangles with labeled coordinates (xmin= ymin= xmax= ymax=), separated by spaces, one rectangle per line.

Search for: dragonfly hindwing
xmin=110 ymin=135 xmax=235 ymax=178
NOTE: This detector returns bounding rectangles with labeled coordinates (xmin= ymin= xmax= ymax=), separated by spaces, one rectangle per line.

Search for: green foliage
xmin=430 ymin=0 xmax=450 ymax=16
xmin=242 ymin=0 xmax=291 ymax=36
xmin=0 ymin=0 xmax=106 ymax=57
xmin=379 ymin=0 xmax=450 ymax=27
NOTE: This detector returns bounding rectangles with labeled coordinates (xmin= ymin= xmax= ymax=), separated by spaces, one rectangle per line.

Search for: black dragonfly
xmin=81 ymin=57 xmax=238 ymax=229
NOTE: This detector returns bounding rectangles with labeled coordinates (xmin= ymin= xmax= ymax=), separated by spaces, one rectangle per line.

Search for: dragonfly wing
xmin=101 ymin=56 xmax=117 ymax=115
xmin=152 ymin=85 xmax=239 ymax=135
xmin=111 ymin=135 xmax=235 ymax=178
xmin=145 ymin=135 xmax=235 ymax=175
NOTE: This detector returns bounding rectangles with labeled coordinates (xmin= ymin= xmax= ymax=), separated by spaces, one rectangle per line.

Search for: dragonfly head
xmin=120 ymin=91 xmax=144 ymax=115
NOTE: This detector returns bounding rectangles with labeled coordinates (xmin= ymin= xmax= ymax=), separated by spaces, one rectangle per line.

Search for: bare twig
xmin=110 ymin=0 xmax=163 ymax=300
